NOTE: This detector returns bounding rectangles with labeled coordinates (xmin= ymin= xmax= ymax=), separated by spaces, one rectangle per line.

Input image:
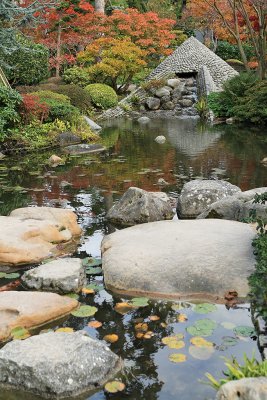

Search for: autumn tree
xmin=77 ymin=37 xmax=147 ymax=91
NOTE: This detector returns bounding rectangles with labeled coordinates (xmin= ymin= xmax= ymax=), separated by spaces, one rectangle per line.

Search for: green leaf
xmin=86 ymin=267 xmax=102 ymax=275
xmin=5 ymin=273 xmax=20 ymax=279
xmin=222 ymin=336 xmax=239 ymax=347
xmin=168 ymin=353 xmax=187 ymax=363
xmin=194 ymin=303 xmax=217 ymax=314
xmin=82 ymin=257 xmax=102 ymax=268
xmin=221 ymin=322 xmax=236 ymax=330
xmin=186 ymin=319 xmax=217 ymax=337
xmin=104 ymin=381 xmax=125 ymax=393
xmin=71 ymin=305 xmax=98 ymax=317
xmin=130 ymin=297 xmax=149 ymax=307
xmin=64 ymin=293 xmax=79 ymax=300
xmin=0 ymin=272 xmax=6 ymax=278
xmin=10 ymin=326 xmax=30 ymax=340
xmin=84 ymin=283 xmax=103 ymax=292
xmin=233 ymin=326 xmax=256 ymax=337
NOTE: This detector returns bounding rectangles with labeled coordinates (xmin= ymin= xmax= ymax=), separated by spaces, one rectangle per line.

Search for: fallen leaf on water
xmin=10 ymin=327 xmax=31 ymax=340
xmin=88 ymin=321 xmax=102 ymax=329
xmin=177 ymin=313 xmax=188 ymax=323
xmin=149 ymin=315 xmax=160 ymax=321
xmin=194 ymin=303 xmax=217 ymax=314
xmin=233 ymin=326 xmax=255 ymax=337
xmin=71 ymin=305 xmax=98 ymax=318
xmin=130 ymin=297 xmax=149 ymax=307
xmin=104 ymin=381 xmax=125 ymax=393
xmin=143 ymin=333 xmax=152 ymax=339
xmin=162 ymin=334 xmax=184 ymax=349
xmin=82 ymin=287 xmax=95 ymax=295
xmin=103 ymin=334 xmax=119 ymax=343
xmin=136 ymin=332 xmax=144 ymax=339
xmin=114 ymin=302 xmax=135 ymax=315
xmin=86 ymin=267 xmax=102 ymax=275
xmin=168 ymin=353 xmax=187 ymax=363
xmin=190 ymin=337 xmax=213 ymax=348
xmin=64 ymin=293 xmax=79 ymax=300
xmin=55 ymin=327 xmax=74 ymax=333
xmin=160 ymin=322 xmax=168 ymax=328
xmin=135 ymin=323 xmax=148 ymax=332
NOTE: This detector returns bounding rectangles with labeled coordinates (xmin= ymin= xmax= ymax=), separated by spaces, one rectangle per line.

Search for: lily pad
xmin=168 ymin=353 xmax=187 ymax=363
xmin=222 ymin=336 xmax=239 ymax=347
xmin=189 ymin=345 xmax=215 ymax=360
xmin=86 ymin=267 xmax=102 ymax=275
xmin=105 ymin=381 xmax=125 ymax=393
xmin=5 ymin=273 xmax=20 ymax=279
xmin=190 ymin=337 xmax=213 ymax=348
xmin=82 ymin=257 xmax=102 ymax=268
xmin=10 ymin=327 xmax=30 ymax=340
xmin=187 ymin=319 xmax=217 ymax=337
xmin=130 ymin=297 xmax=149 ymax=307
xmin=221 ymin=322 xmax=236 ymax=330
xmin=162 ymin=334 xmax=184 ymax=348
xmin=84 ymin=283 xmax=103 ymax=292
xmin=233 ymin=326 xmax=256 ymax=337
xmin=64 ymin=293 xmax=79 ymax=300
xmin=71 ymin=305 xmax=98 ymax=318
xmin=171 ymin=302 xmax=191 ymax=311
xmin=194 ymin=303 xmax=217 ymax=314
xmin=0 ymin=272 xmax=6 ymax=278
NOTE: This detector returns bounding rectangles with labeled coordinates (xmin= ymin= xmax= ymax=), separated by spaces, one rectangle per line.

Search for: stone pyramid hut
xmin=99 ymin=37 xmax=238 ymax=120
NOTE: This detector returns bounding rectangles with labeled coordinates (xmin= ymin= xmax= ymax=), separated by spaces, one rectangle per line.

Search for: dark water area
xmin=0 ymin=117 xmax=266 ymax=400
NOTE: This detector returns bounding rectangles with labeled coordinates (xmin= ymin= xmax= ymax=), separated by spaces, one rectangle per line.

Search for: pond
xmin=0 ymin=117 xmax=266 ymax=400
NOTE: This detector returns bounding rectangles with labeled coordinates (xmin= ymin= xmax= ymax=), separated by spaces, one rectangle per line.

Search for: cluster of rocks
xmin=139 ymin=77 xmax=198 ymax=117
xmin=0 ymin=206 xmax=122 ymax=399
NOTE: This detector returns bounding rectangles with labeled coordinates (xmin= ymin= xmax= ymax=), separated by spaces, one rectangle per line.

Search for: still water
xmin=0 ymin=117 xmax=266 ymax=400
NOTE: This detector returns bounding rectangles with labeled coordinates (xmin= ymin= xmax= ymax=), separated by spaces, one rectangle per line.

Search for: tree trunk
xmin=95 ymin=0 xmax=105 ymax=14
xmin=55 ymin=25 xmax=62 ymax=78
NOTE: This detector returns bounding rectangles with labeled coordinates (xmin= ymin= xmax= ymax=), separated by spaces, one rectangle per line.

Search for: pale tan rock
xmin=0 ymin=207 xmax=82 ymax=266
xmin=48 ymin=154 xmax=63 ymax=165
xmin=0 ymin=291 xmax=78 ymax=342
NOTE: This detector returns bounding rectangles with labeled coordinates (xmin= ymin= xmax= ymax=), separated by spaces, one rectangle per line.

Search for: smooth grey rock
xmin=198 ymin=187 xmax=267 ymax=221
xmin=162 ymin=101 xmax=175 ymax=110
xmin=155 ymin=87 xmax=171 ymax=98
xmin=0 ymin=331 xmax=121 ymax=399
xmin=216 ymin=377 xmax=267 ymax=400
xmin=179 ymin=99 xmax=193 ymax=107
xmin=177 ymin=179 xmax=241 ymax=219
xmin=22 ymin=258 xmax=86 ymax=293
xmin=64 ymin=144 xmax=106 ymax=155
xmin=83 ymin=116 xmax=102 ymax=132
xmin=102 ymin=219 xmax=255 ymax=298
xmin=155 ymin=135 xmax=166 ymax=144
xmin=145 ymin=97 xmax=161 ymax=110
xmin=167 ymin=78 xmax=181 ymax=88
xmin=106 ymin=187 xmax=174 ymax=227
xmin=138 ymin=116 xmax=150 ymax=124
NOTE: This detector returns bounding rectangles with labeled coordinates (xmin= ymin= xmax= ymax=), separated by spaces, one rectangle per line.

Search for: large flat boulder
xmin=198 ymin=187 xmax=267 ymax=221
xmin=102 ymin=219 xmax=256 ymax=299
xmin=22 ymin=258 xmax=86 ymax=294
xmin=0 ymin=207 xmax=82 ymax=267
xmin=0 ymin=331 xmax=121 ymax=399
xmin=216 ymin=377 xmax=267 ymax=400
xmin=107 ymin=187 xmax=174 ymax=226
xmin=0 ymin=291 xmax=78 ymax=342
xmin=177 ymin=180 xmax=241 ymax=219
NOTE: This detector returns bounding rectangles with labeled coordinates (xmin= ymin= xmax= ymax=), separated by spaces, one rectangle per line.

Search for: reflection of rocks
xmin=177 ymin=180 xmax=241 ymax=219
xmin=155 ymin=136 xmax=166 ymax=144
xmin=102 ymin=219 xmax=255 ymax=299
xmin=0 ymin=207 xmax=81 ymax=267
xmin=22 ymin=258 xmax=86 ymax=294
xmin=0 ymin=291 xmax=78 ymax=342
xmin=107 ymin=187 xmax=174 ymax=226
xmin=64 ymin=144 xmax=106 ymax=155
xmin=216 ymin=377 xmax=267 ymax=400
xmin=0 ymin=331 xmax=121 ymax=398
xmin=198 ymin=187 xmax=267 ymax=221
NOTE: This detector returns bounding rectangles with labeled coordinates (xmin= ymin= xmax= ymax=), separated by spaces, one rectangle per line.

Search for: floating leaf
xmin=0 ymin=272 xmax=6 ymax=278
xmin=114 ymin=302 xmax=135 ymax=315
xmin=143 ymin=332 xmax=154 ymax=339
xmin=221 ymin=322 xmax=236 ymax=330
xmin=103 ymin=334 xmax=119 ymax=343
xmin=10 ymin=327 xmax=30 ymax=340
xmin=82 ymin=287 xmax=95 ymax=295
xmin=104 ymin=381 xmax=125 ymax=393
xmin=64 ymin=293 xmax=79 ymax=300
xmin=177 ymin=313 xmax=188 ymax=323
xmin=86 ymin=267 xmax=102 ymax=275
xmin=149 ymin=315 xmax=160 ymax=321
xmin=84 ymin=283 xmax=103 ymax=292
xmin=160 ymin=322 xmax=168 ymax=328
xmin=195 ymin=319 xmax=217 ymax=330
xmin=55 ymin=327 xmax=74 ymax=333
xmin=5 ymin=273 xmax=20 ymax=279
xmin=88 ymin=321 xmax=102 ymax=329
xmin=136 ymin=332 xmax=144 ymax=339
xmin=189 ymin=345 xmax=215 ymax=360
xmin=171 ymin=302 xmax=191 ymax=311
xmin=194 ymin=303 xmax=217 ymax=314
xmin=135 ymin=323 xmax=148 ymax=332
xmin=222 ymin=336 xmax=239 ymax=347
xmin=130 ymin=297 xmax=149 ymax=307
xmin=187 ymin=319 xmax=217 ymax=337
xmin=190 ymin=337 xmax=213 ymax=348
xmin=168 ymin=353 xmax=187 ymax=363
xmin=83 ymin=257 xmax=102 ymax=268
xmin=233 ymin=326 xmax=255 ymax=337
xmin=162 ymin=334 xmax=184 ymax=348
xmin=71 ymin=305 xmax=98 ymax=318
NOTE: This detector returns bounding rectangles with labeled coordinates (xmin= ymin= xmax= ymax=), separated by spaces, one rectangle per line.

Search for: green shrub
xmin=2 ymin=39 xmax=49 ymax=86
xmin=0 ymin=87 xmax=22 ymax=139
xmin=216 ymin=40 xmax=254 ymax=62
xmin=233 ymin=81 xmax=267 ymax=124
xmin=55 ymin=85 xmax=92 ymax=113
xmin=208 ymin=73 xmax=259 ymax=118
xmin=62 ymin=67 xmax=91 ymax=87
xmin=31 ymin=90 xmax=70 ymax=105
xmin=84 ymin=84 xmax=118 ymax=109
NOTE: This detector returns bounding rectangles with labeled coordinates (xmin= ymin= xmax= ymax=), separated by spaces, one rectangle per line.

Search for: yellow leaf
xmin=114 ymin=302 xmax=135 ymax=315
xmin=105 ymin=381 xmax=125 ymax=393
xmin=135 ymin=332 xmax=144 ymax=339
xmin=88 ymin=321 xmax=102 ymax=329
xmin=103 ymin=334 xmax=119 ymax=343
xmin=190 ymin=336 xmax=214 ymax=348
xmin=55 ymin=327 xmax=74 ymax=333
xmin=135 ymin=323 xmax=148 ymax=332
xmin=169 ymin=353 xmax=187 ymax=363
xmin=82 ymin=288 xmax=95 ymax=295
xmin=177 ymin=313 xmax=188 ymax=323
xmin=149 ymin=315 xmax=160 ymax=321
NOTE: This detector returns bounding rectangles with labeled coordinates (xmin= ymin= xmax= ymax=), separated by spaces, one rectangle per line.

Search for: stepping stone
xmin=0 ymin=291 xmax=78 ymax=342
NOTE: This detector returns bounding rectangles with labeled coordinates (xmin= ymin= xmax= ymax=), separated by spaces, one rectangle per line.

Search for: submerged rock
xmin=137 ymin=116 xmax=150 ymax=124
xmin=0 ymin=331 xmax=121 ymax=398
xmin=177 ymin=180 xmax=241 ymax=219
xmin=198 ymin=187 xmax=267 ymax=221
xmin=64 ymin=143 xmax=106 ymax=155
xmin=0 ymin=291 xmax=78 ymax=342
xmin=107 ymin=187 xmax=174 ymax=227
xmin=0 ymin=207 xmax=81 ymax=267
xmin=22 ymin=258 xmax=86 ymax=293
xmin=216 ymin=377 xmax=267 ymax=400
xmin=102 ymin=219 xmax=255 ymax=299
